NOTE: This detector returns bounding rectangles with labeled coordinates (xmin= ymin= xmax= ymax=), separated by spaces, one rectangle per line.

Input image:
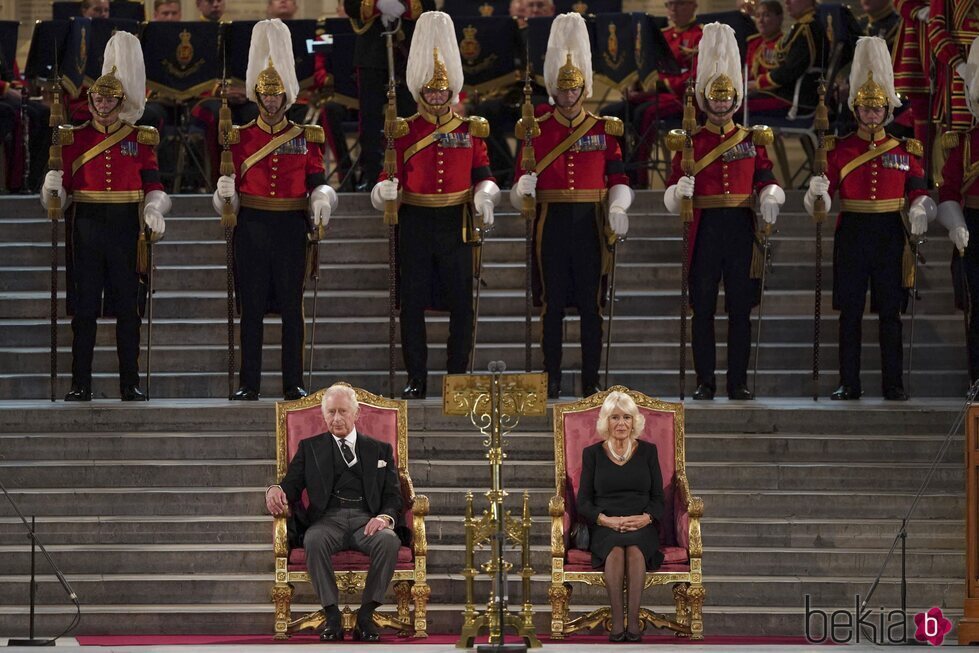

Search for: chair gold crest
xmin=271 ymin=384 xmax=430 ymax=639
xmin=548 ymin=386 xmax=705 ymax=639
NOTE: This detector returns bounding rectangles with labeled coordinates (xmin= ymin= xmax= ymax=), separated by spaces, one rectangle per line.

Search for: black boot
xmin=727 ymin=385 xmax=754 ymax=401
xmin=283 ymin=386 xmax=308 ymax=401
xmin=120 ymin=385 xmax=148 ymax=402
xmin=232 ymin=387 xmax=260 ymax=401
xmin=64 ymin=385 xmax=92 ymax=402
xmin=401 ymin=378 xmax=426 ymax=399
xmin=830 ymin=385 xmax=861 ymax=400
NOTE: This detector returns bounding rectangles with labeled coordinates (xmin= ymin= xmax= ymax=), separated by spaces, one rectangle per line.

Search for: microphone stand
xmin=0 ymin=475 xmax=80 ymax=646
xmin=859 ymin=379 xmax=979 ymax=644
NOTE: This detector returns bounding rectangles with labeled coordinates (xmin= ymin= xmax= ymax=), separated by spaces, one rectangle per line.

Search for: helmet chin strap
xmin=258 ymin=94 xmax=287 ymax=122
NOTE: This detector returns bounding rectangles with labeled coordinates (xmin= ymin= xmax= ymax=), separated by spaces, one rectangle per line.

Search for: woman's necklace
xmin=608 ymin=439 xmax=632 ymax=463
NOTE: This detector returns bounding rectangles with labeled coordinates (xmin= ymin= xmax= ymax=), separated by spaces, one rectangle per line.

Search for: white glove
xmin=377 ymin=0 xmax=404 ymax=16
xmin=951 ymin=226 xmax=970 ymax=251
xmin=757 ymin=184 xmax=785 ymax=225
xmin=609 ymin=209 xmax=628 ymax=236
xmin=909 ymin=203 xmax=929 ymax=236
xmin=144 ymin=206 xmax=165 ymax=235
xmin=377 ymin=178 xmax=399 ymax=201
xmin=478 ymin=200 xmax=495 ymax=228
xmin=804 ymin=174 xmax=832 ymax=215
xmin=957 ymin=62 xmax=970 ymax=83
xmin=143 ymin=189 xmax=171 ymax=236
xmin=915 ymin=6 xmax=928 ymax=21
xmin=676 ymin=175 xmax=695 ymax=198
xmin=216 ymin=174 xmax=236 ymax=199
xmin=41 ymin=170 xmax=66 ymax=209
xmin=760 ymin=198 xmax=779 ymax=224
xmin=516 ymin=173 xmax=537 ymax=198
xmin=808 ymin=174 xmax=829 ymax=196
xmin=310 ymin=185 xmax=338 ymax=228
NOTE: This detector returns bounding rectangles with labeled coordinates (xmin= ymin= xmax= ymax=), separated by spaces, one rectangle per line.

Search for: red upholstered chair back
xmin=276 ymin=385 xmax=412 ymax=531
xmin=555 ymin=389 xmax=685 ymax=549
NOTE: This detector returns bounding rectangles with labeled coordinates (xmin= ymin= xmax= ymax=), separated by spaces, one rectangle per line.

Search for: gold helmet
xmin=424 ymin=48 xmax=450 ymax=92
xmin=705 ymin=73 xmax=736 ymax=103
xmin=255 ymin=57 xmax=286 ymax=96
xmin=853 ymin=71 xmax=888 ymax=108
xmin=90 ymin=65 xmax=125 ymax=99
xmin=557 ymin=53 xmax=585 ymax=90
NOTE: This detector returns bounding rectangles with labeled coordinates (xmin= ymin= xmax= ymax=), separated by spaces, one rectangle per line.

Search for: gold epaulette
xmin=466 ymin=115 xmax=490 ymax=138
xmin=303 ymin=124 xmax=325 ymax=144
xmin=903 ymin=137 xmax=923 ymax=157
xmin=515 ymin=113 xmax=548 ymax=139
xmin=751 ymin=125 xmax=774 ymax=146
xmin=823 ymin=135 xmax=837 ymax=151
xmin=136 ymin=125 xmax=160 ymax=146
xmin=665 ymin=128 xmax=687 ymax=152
xmin=941 ymin=130 xmax=960 ymax=155
xmin=57 ymin=124 xmax=75 ymax=145
xmin=602 ymin=116 xmax=624 ymax=137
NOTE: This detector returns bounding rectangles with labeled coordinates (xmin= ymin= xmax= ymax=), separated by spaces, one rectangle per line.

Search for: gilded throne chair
xmin=549 ymin=386 xmax=705 ymax=639
xmin=271 ymin=385 xmax=430 ymax=639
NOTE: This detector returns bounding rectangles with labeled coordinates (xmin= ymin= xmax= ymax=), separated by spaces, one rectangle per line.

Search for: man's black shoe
xmin=64 ymin=386 xmax=92 ymax=402
xmin=692 ymin=384 xmax=715 ymax=400
xmin=120 ymin=385 xmax=148 ymax=402
xmin=319 ymin=607 xmax=343 ymax=641
xmin=283 ymin=386 xmax=308 ymax=401
xmin=547 ymin=379 xmax=561 ymax=399
xmin=830 ymin=385 xmax=861 ymax=400
xmin=883 ymin=387 xmax=909 ymax=401
xmin=581 ymin=382 xmax=602 ymax=397
xmin=401 ymin=378 xmax=426 ymax=399
xmin=353 ymin=619 xmax=381 ymax=642
xmin=727 ymin=386 xmax=754 ymax=401
xmin=232 ymin=387 xmax=260 ymax=401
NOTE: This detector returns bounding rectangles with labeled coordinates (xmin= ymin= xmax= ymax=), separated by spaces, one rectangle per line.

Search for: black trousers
xmin=356 ymin=67 xmax=416 ymax=186
xmin=959 ymin=210 xmax=979 ymax=382
xmin=833 ymin=211 xmax=906 ymax=393
xmin=398 ymin=204 xmax=473 ymax=379
xmin=69 ymin=203 xmax=142 ymax=389
xmin=234 ymin=208 xmax=308 ymax=392
xmin=689 ymin=208 xmax=755 ymax=390
xmin=539 ymin=203 xmax=604 ymax=387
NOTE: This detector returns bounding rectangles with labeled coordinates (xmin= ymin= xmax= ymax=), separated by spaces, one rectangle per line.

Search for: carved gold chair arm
xmin=273 ymin=515 xmax=289 ymax=557
xmin=399 ymin=470 xmax=417 ymax=510
xmin=411 ymin=494 xmax=429 ymax=558
xmin=549 ymin=494 xmax=565 ymax=559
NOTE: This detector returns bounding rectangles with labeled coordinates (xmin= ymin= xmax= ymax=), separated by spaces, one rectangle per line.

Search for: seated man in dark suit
xmin=265 ymin=384 xmax=402 ymax=642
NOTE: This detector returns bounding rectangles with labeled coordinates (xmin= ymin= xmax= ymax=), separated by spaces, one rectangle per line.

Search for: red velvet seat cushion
xmin=288 ymin=546 xmax=414 ymax=571
xmin=565 ymin=545 xmax=688 ymax=568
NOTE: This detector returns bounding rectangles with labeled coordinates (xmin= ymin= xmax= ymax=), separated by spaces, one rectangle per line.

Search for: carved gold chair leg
xmin=393 ymin=580 xmax=412 ymax=627
xmin=672 ymin=582 xmax=691 ymax=633
xmin=564 ymin=606 xmax=611 ymax=636
xmin=411 ymin=580 xmax=431 ymax=637
xmin=687 ymin=584 xmax=706 ymax=640
xmin=271 ymin=582 xmax=295 ymax=640
xmin=638 ymin=607 xmax=691 ymax=636
xmin=288 ymin=607 xmax=325 ymax=635
xmin=547 ymin=582 xmax=570 ymax=638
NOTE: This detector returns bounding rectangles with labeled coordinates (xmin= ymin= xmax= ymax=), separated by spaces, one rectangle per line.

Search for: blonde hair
xmin=595 ymin=391 xmax=644 ymax=441
xmin=321 ymin=383 xmax=359 ymax=414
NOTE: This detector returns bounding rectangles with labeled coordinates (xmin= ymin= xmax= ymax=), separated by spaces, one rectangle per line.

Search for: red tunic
xmin=60 ymin=120 xmax=163 ymax=202
xmin=939 ymin=127 xmax=979 ymax=206
xmin=515 ymin=110 xmax=628 ymax=198
xmin=745 ymin=32 xmax=782 ymax=83
xmin=379 ymin=110 xmax=493 ymax=206
xmin=824 ymin=129 xmax=928 ymax=221
xmin=667 ymin=120 xmax=778 ymax=255
xmin=658 ymin=21 xmax=703 ymax=96
xmin=927 ymin=0 xmax=979 ymax=130
xmin=230 ymin=117 xmax=327 ymax=206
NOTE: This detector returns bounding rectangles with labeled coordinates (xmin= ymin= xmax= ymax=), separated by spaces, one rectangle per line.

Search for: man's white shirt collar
xmin=333 ymin=428 xmax=358 ymax=466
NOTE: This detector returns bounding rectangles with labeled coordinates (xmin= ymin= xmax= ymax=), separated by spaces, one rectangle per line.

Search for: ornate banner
xmin=142 ymin=21 xmax=221 ymax=101
xmin=593 ymin=12 xmax=636 ymax=89
xmin=443 ymin=0 xmax=510 ymax=18
xmin=555 ymin=0 xmax=622 ymax=14
xmin=60 ymin=18 xmax=137 ymax=98
xmin=455 ymin=16 xmax=519 ymax=95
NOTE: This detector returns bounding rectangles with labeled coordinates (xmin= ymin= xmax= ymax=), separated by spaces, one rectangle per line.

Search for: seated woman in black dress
xmin=577 ymin=390 xmax=665 ymax=643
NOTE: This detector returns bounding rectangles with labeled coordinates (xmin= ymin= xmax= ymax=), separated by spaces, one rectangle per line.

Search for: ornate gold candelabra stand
xmin=443 ymin=363 xmax=547 ymax=651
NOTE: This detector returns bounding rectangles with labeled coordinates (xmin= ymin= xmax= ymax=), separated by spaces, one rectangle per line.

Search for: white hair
xmin=595 ymin=391 xmax=645 ymax=441
xmin=321 ymin=383 xmax=359 ymax=414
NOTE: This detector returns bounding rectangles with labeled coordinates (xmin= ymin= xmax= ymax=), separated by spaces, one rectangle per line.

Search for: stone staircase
xmin=0 ymin=192 xmax=971 ymax=400
xmin=0 ymin=399 xmax=968 ymax=639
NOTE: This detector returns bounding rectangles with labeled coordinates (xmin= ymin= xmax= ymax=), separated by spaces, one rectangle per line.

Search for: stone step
xmin=1 ymin=314 xmax=970 ymax=348
xmin=0 ymin=516 xmax=269 ymax=546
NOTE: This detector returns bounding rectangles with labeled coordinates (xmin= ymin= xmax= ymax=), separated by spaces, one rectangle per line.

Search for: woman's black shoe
xmin=608 ymin=630 xmax=626 ymax=642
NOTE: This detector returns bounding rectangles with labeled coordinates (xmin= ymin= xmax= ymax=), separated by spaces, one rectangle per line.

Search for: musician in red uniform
xmin=41 ymin=33 xmax=170 ymax=401
xmin=213 ymin=20 xmax=337 ymax=401
xmin=665 ymin=23 xmax=785 ymax=401
xmin=806 ymin=36 xmax=933 ymax=400
xmin=744 ymin=0 xmax=788 ymax=115
xmin=936 ymin=36 xmax=979 ymax=383
xmin=511 ymin=12 xmax=632 ymax=399
xmin=927 ymin=0 xmax=979 ymax=132
xmin=371 ymin=11 xmax=500 ymax=399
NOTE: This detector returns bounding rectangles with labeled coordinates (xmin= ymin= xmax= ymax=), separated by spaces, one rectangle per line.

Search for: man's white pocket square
xmin=377 ymin=460 xmax=387 ymax=468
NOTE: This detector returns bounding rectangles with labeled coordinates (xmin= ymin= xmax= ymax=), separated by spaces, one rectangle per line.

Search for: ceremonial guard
xmin=213 ymin=19 xmax=338 ymax=401
xmin=41 ymin=33 xmax=170 ymax=401
xmin=511 ymin=12 xmax=633 ymax=400
xmin=371 ymin=11 xmax=501 ymax=399
xmin=805 ymin=36 xmax=933 ymax=400
xmin=892 ymin=0 xmax=930 ymax=146
xmin=928 ymin=0 xmax=979 ymax=131
xmin=936 ymin=36 xmax=979 ymax=383
xmin=665 ymin=23 xmax=785 ymax=401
